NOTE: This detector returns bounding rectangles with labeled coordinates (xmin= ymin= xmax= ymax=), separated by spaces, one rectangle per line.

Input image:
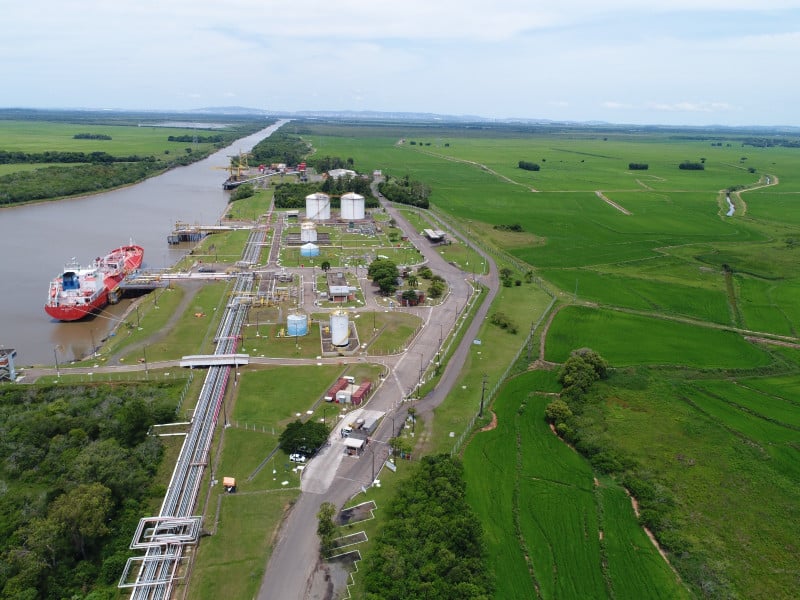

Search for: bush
xmin=518 ymin=161 xmax=540 ymax=171
xmin=489 ymin=312 xmax=518 ymax=334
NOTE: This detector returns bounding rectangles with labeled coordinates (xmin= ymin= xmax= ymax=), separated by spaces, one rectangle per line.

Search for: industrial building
xmin=326 ymin=271 xmax=355 ymax=302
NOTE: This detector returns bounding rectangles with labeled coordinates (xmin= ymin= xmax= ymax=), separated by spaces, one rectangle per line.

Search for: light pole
xmin=143 ymin=346 xmax=149 ymax=380
xmin=53 ymin=346 xmax=60 ymax=378
xmin=417 ymin=352 xmax=424 ymax=396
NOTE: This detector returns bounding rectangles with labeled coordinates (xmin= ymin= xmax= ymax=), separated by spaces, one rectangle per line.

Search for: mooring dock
xmin=167 ymin=222 xmax=246 ymax=244
xmin=118 ymin=271 xmax=171 ymax=292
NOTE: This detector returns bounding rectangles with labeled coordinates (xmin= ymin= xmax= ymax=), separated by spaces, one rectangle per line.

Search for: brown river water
xmin=0 ymin=121 xmax=285 ymax=367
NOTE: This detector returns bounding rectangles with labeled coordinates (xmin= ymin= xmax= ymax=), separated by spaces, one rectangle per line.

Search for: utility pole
xmin=527 ymin=321 xmax=535 ymax=363
xmin=479 ymin=373 xmax=488 ymax=418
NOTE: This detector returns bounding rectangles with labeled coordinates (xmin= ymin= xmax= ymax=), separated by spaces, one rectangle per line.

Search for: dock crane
xmin=212 ymin=151 xmax=252 ymax=186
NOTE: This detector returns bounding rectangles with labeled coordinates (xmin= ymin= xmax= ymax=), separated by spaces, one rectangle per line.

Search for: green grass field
xmin=302 ymin=122 xmax=800 ymax=598
xmin=545 ymin=304 xmax=774 ymax=368
xmin=0 ymin=119 xmax=234 ymax=159
xmin=463 ymin=373 xmax=688 ymax=599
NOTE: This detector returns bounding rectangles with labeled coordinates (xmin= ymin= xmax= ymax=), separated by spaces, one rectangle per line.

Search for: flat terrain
xmin=303 ymin=122 xmax=800 ymax=599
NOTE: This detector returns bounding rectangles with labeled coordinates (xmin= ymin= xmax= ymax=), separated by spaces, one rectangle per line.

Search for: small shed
xmin=223 ymin=477 xmax=236 ymax=493
xmin=344 ymin=437 xmax=365 ymax=456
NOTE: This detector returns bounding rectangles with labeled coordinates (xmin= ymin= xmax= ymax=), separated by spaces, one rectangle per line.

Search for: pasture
xmin=302 ymin=121 xmax=800 ymax=598
xmin=463 ymin=373 xmax=688 ymax=599
xmin=0 ymin=119 xmax=240 ymax=159
xmin=544 ymin=305 xmax=773 ymax=368
xmin=595 ymin=372 xmax=800 ymax=599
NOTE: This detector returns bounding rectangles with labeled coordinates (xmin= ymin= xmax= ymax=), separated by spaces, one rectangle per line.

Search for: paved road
xmin=256 ymin=190 xmax=498 ymax=600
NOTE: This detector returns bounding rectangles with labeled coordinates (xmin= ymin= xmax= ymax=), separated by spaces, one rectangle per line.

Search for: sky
xmin=3 ymin=1 xmax=800 ymax=127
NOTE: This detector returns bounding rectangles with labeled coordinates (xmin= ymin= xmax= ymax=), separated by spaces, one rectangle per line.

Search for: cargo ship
xmin=45 ymin=245 xmax=144 ymax=321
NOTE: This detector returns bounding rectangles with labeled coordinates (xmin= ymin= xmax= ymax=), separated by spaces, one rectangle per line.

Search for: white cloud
xmin=603 ymin=102 xmax=635 ymax=110
xmin=648 ymin=101 xmax=737 ymax=113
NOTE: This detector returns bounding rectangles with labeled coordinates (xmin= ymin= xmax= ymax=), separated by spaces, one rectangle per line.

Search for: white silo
xmin=305 ymin=192 xmax=330 ymax=221
xmin=330 ymin=310 xmax=350 ymax=347
xmin=300 ymin=220 xmax=317 ymax=242
xmin=340 ymin=192 xmax=365 ymax=220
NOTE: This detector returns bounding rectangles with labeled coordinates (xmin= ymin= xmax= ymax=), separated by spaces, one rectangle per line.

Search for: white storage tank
xmin=305 ymin=192 xmax=331 ymax=221
xmin=300 ymin=243 xmax=320 ymax=257
xmin=330 ymin=310 xmax=349 ymax=346
xmin=340 ymin=192 xmax=365 ymax=220
xmin=287 ymin=313 xmax=308 ymax=337
xmin=300 ymin=220 xmax=317 ymax=242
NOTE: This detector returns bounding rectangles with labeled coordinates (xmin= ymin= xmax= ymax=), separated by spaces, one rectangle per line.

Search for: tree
xmin=49 ymin=483 xmax=113 ymax=559
xmin=428 ymin=279 xmax=446 ymax=299
xmin=572 ymin=347 xmax=609 ymax=379
xmin=317 ymin=502 xmax=337 ymax=557
xmin=320 ymin=260 xmax=331 ymax=272
xmin=401 ymin=289 xmax=419 ymax=305
xmin=279 ymin=420 xmax=330 ymax=455
xmin=368 ymin=258 xmax=400 ymax=296
xmin=557 ymin=348 xmax=609 ymax=397
xmin=545 ymin=399 xmax=573 ymax=425
xmin=406 ymin=274 xmax=418 ymax=288
xmin=389 ymin=436 xmax=413 ymax=457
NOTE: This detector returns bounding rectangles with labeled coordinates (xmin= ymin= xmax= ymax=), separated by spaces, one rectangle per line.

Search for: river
xmin=0 ymin=120 xmax=286 ymax=368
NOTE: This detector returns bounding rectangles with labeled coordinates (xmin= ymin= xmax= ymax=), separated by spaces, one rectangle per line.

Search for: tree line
xmin=377 ymin=174 xmax=430 ymax=209
xmin=543 ymin=349 xmax=732 ymax=597
xmin=0 ymin=382 xmax=179 ymax=599
xmin=167 ymin=134 xmax=224 ymax=143
xmin=0 ymin=150 xmax=154 ymax=164
xmin=272 ymin=176 xmax=377 ymax=210
xmin=0 ymin=162 xmax=163 ymax=206
xmin=73 ymin=133 xmax=112 ymax=140
xmin=361 ymin=454 xmax=493 ymax=599
xmin=249 ymin=131 xmax=310 ymax=166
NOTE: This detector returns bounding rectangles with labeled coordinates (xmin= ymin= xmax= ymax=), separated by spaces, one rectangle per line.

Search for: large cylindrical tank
xmin=330 ymin=310 xmax=349 ymax=346
xmin=300 ymin=220 xmax=317 ymax=242
xmin=300 ymin=243 xmax=320 ymax=257
xmin=287 ymin=313 xmax=308 ymax=337
xmin=305 ymin=192 xmax=330 ymax=221
xmin=340 ymin=192 xmax=365 ymax=220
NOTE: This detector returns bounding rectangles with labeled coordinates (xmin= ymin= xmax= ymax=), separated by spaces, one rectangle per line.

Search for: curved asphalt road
xmin=256 ymin=188 xmax=499 ymax=600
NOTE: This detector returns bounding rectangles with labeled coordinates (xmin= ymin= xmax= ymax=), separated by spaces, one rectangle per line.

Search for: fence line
xmin=450 ymin=295 xmax=556 ymax=456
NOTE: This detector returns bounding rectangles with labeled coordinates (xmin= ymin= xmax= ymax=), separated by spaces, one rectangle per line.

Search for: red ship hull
xmin=45 ymin=245 xmax=144 ymax=322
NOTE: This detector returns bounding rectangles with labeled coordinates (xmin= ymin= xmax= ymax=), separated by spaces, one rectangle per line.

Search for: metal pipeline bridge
xmin=119 ymin=228 xmax=266 ymax=598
